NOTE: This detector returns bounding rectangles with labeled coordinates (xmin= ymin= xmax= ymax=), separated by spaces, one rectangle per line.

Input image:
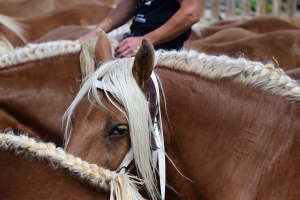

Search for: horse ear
xmin=95 ymin=30 xmax=113 ymax=61
xmin=132 ymin=38 xmax=155 ymax=89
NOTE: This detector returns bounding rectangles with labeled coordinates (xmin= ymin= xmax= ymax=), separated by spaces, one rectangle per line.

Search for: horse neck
xmin=156 ymin=66 xmax=300 ymax=199
xmin=0 ymin=53 xmax=81 ymax=146
xmin=0 ymin=148 xmax=106 ymax=199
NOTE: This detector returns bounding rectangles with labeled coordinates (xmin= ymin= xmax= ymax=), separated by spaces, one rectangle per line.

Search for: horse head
xmin=63 ymin=32 xmax=159 ymax=199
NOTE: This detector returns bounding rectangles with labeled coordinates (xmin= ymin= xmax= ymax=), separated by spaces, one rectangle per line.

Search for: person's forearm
xmin=92 ymin=0 xmax=137 ymax=34
xmin=145 ymin=0 xmax=199 ymax=46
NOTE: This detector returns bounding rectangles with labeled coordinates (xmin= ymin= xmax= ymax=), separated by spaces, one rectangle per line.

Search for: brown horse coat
xmin=0 ymin=2 xmax=112 ymax=47
xmin=0 ymin=0 xmax=117 ymax=18
xmin=186 ymin=30 xmax=300 ymax=70
xmin=34 ymin=25 xmax=91 ymax=43
xmin=184 ymin=27 xmax=257 ymax=49
xmin=0 ymin=41 xmax=81 ymax=146
xmin=0 ymin=148 xmax=109 ymax=199
xmin=193 ymin=16 xmax=299 ymax=39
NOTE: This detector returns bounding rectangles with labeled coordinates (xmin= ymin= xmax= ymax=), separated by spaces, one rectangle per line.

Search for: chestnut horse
xmin=63 ymin=32 xmax=300 ymax=199
xmin=0 ymin=131 xmax=143 ymax=199
xmin=0 ymin=40 xmax=84 ymax=146
xmin=0 ymin=0 xmax=118 ymax=18
xmin=0 ymin=2 xmax=112 ymax=47
xmin=0 ymin=33 xmax=116 ymax=145
xmin=193 ymin=15 xmax=299 ymax=39
xmin=185 ymin=30 xmax=300 ymax=70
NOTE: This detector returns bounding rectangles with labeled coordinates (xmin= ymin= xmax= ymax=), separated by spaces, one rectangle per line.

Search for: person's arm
xmin=77 ymin=0 xmax=137 ymax=43
xmin=115 ymin=0 xmax=199 ymax=57
xmin=145 ymin=0 xmax=199 ymax=45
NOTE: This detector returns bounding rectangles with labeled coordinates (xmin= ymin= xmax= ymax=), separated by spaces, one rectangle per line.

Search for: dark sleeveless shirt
xmin=129 ymin=0 xmax=191 ymax=45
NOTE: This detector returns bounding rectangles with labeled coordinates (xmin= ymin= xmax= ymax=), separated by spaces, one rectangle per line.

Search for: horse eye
xmin=109 ymin=124 xmax=129 ymax=137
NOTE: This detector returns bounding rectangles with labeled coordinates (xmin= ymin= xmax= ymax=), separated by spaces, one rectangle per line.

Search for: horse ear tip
xmin=142 ymin=38 xmax=152 ymax=47
xmin=98 ymin=29 xmax=104 ymax=34
xmin=97 ymin=30 xmax=105 ymax=39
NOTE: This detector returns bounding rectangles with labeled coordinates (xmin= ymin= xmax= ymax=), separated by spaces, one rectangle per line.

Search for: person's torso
xmin=130 ymin=0 xmax=191 ymax=42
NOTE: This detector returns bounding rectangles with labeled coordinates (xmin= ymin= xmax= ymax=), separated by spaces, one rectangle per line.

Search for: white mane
xmin=0 ymin=40 xmax=80 ymax=68
xmin=63 ymin=49 xmax=300 ymax=200
xmin=107 ymin=22 xmax=131 ymax=43
xmin=155 ymin=50 xmax=300 ymax=103
xmin=0 ymin=131 xmax=144 ymax=200
xmin=0 ymin=33 xmax=13 ymax=54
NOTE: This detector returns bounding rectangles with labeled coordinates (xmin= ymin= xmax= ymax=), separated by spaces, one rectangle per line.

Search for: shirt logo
xmin=141 ymin=0 xmax=153 ymax=6
xmin=134 ymin=14 xmax=146 ymax=23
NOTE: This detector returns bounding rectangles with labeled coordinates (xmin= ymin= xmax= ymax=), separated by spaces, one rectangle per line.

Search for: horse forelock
xmin=155 ymin=50 xmax=300 ymax=103
xmin=63 ymin=58 xmax=160 ymax=200
xmin=0 ymin=40 xmax=81 ymax=69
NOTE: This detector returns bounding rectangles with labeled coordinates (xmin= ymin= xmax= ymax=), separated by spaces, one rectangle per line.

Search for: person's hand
xmin=115 ymin=36 xmax=143 ymax=58
xmin=77 ymin=31 xmax=97 ymax=44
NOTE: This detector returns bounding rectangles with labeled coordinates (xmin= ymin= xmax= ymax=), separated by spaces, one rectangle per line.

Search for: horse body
xmin=34 ymin=25 xmax=91 ymax=43
xmin=186 ymin=30 xmax=300 ymax=70
xmin=0 ymin=147 xmax=108 ymax=200
xmin=0 ymin=2 xmax=112 ymax=47
xmin=195 ymin=16 xmax=299 ymax=39
xmin=184 ymin=27 xmax=257 ymax=49
xmin=156 ymin=67 xmax=300 ymax=199
xmin=0 ymin=0 xmax=117 ymax=18
xmin=0 ymin=131 xmax=143 ymax=199
xmin=0 ymin=41 xmax=82 ymax=146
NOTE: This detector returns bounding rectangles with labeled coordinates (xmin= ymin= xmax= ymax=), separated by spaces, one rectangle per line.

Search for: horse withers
xmin=63 ymin=32 xmax=300 ymax=199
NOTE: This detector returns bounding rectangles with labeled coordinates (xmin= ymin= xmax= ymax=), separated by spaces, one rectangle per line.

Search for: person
xmin=78 ymin=0 xmax=199 ymax=58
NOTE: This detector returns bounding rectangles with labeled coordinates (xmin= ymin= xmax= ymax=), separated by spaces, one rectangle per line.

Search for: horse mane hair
xmin=0 ymin=131 xmax=144 ymax=200
xmin=0 ymin=13 xmax=28 ymax=44
xmin=0 ymin=33 xmax=14 ymax=54
xmin=0 ymin=40 xmax=81 ymax=68
xmin=63 ymin=49 xmax=300 ymax=200
xmin=79 ymin=37 xmax=98 ymax=80
xmin=107 ymin=22 xmax=131 ymax=43
xmin=155 ymin=50 xmax=300 ymax=103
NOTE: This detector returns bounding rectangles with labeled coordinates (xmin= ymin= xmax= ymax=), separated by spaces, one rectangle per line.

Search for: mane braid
xmin=0 ymin=40 xmax=80 ymax=68
xmin=0 ymin=131 xmax=144 ymax=200
xmin=155 ymin=50 xmax=300 ymax=103
xmin=107 ymin=22 xmax=131 ymax=43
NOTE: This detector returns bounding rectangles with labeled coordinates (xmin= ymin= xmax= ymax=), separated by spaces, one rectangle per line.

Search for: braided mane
xmin=0 ymin=131 xmax=144 ymax=200
xmin=0 ymin=40 xmax=81 ymax=69
xmin=155 ymin=50 xmax=300 ymax=103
